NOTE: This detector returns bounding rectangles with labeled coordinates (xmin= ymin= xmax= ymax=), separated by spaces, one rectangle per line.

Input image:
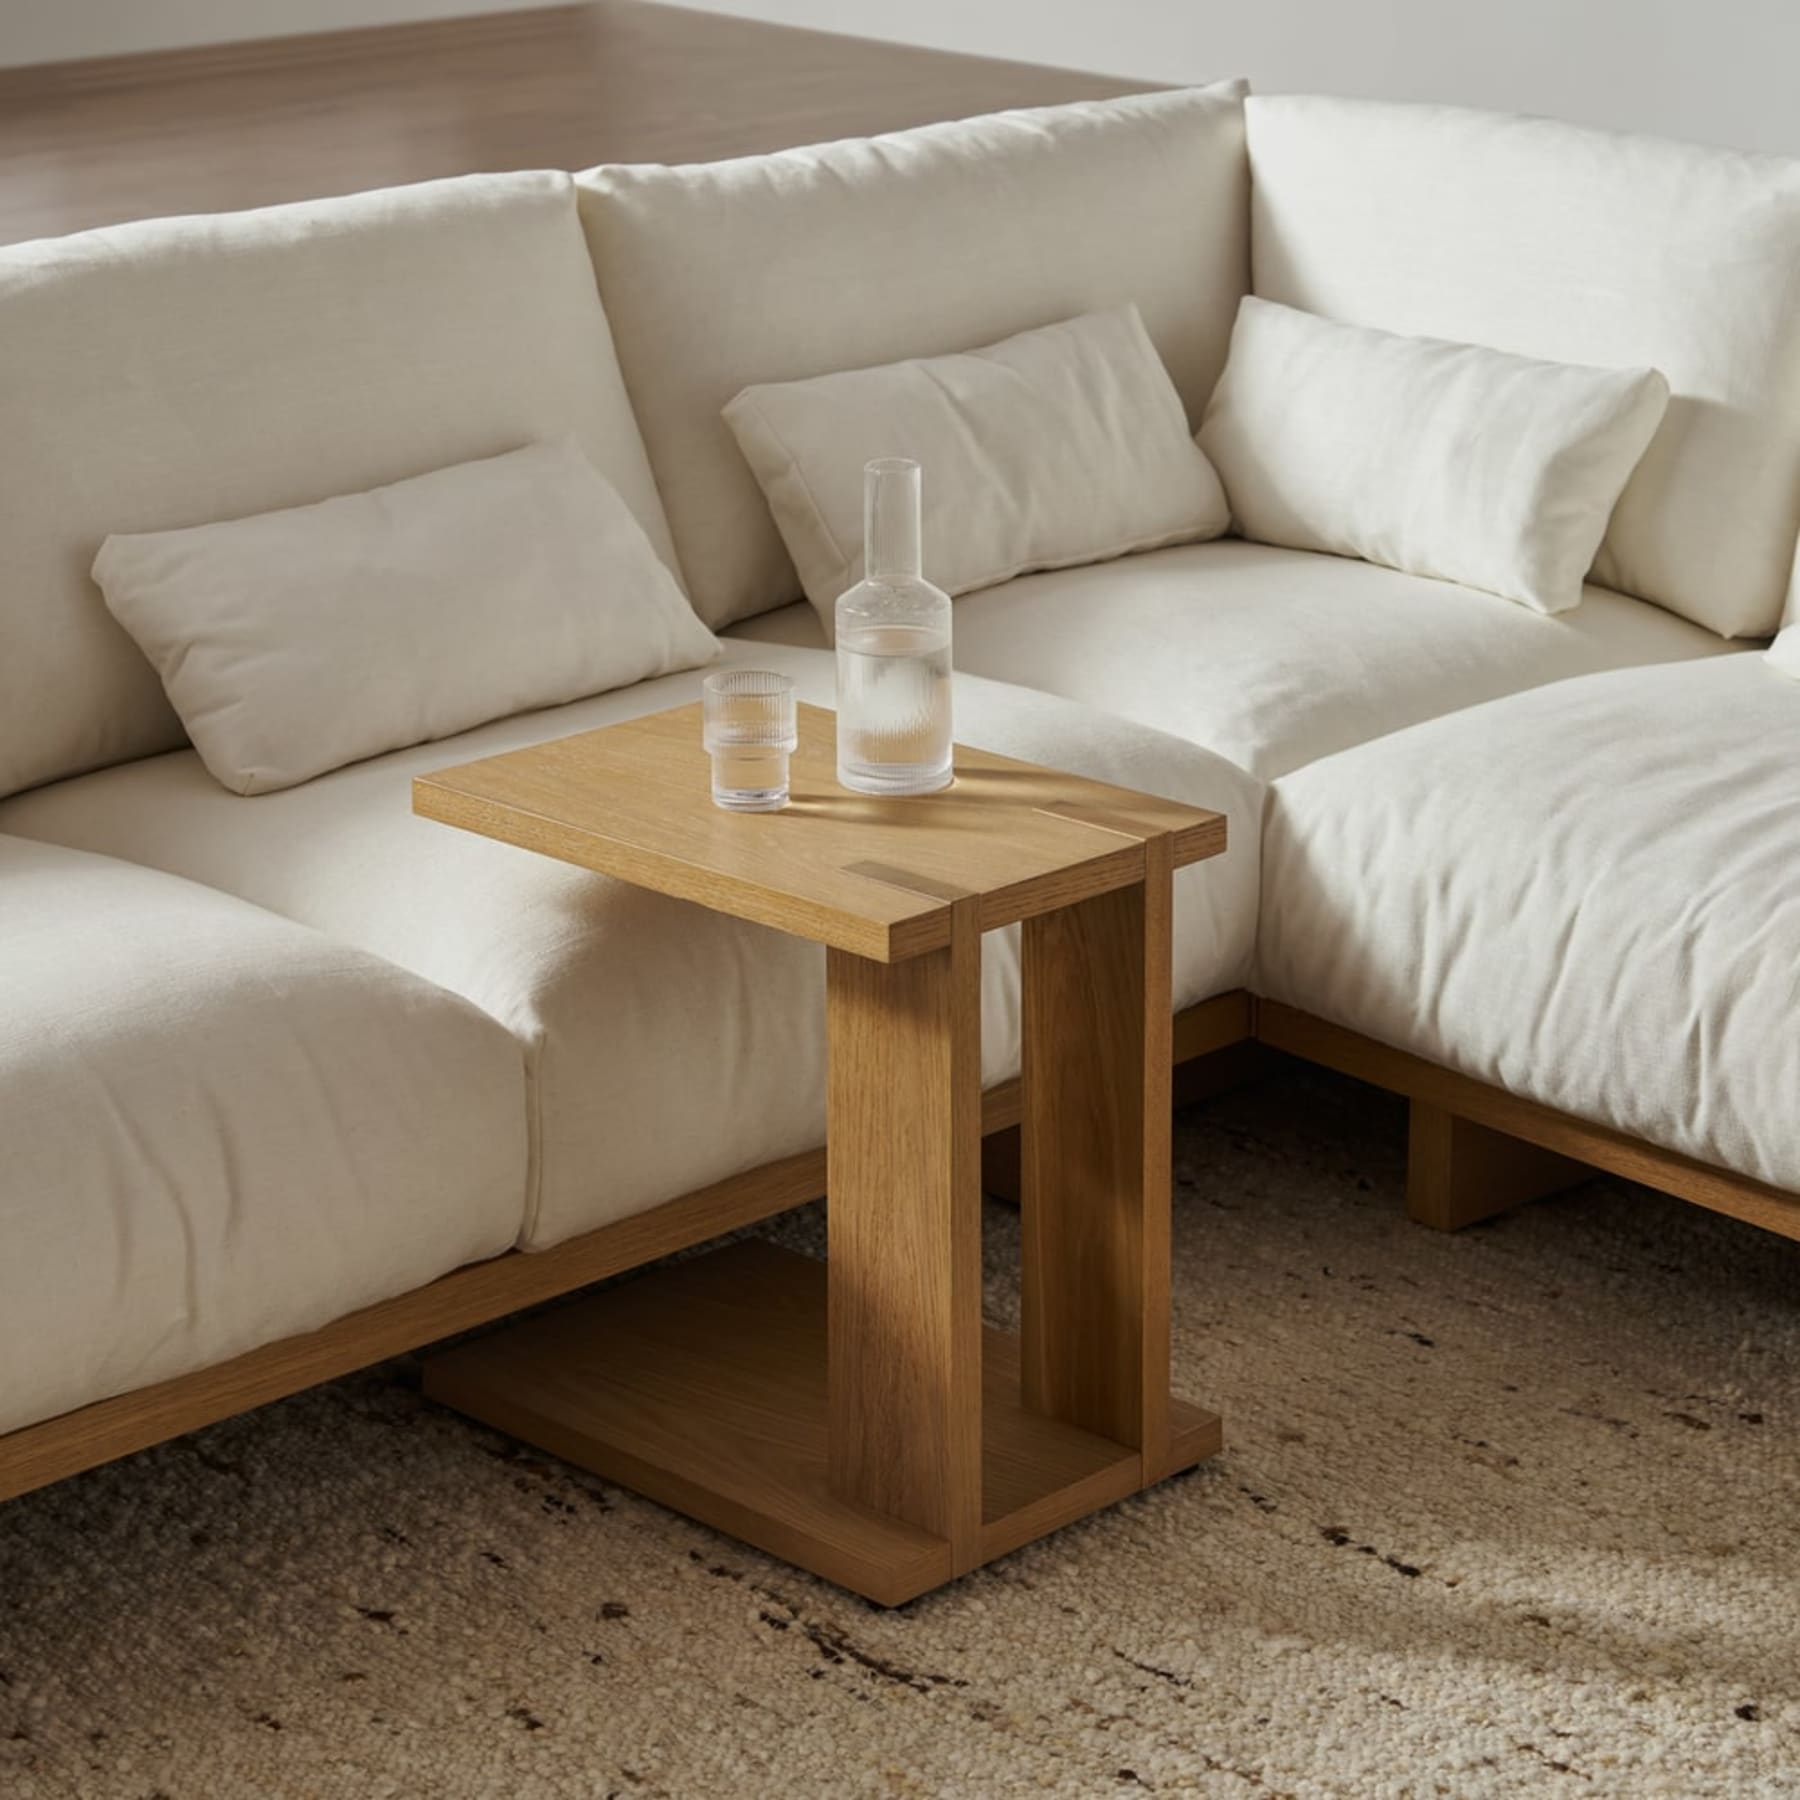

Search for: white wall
xmin=0 ymin=0 xmax=547 ymax=68
xmin=6 ymin=0 xmax=1795 ymax=157
xmin=663 ymin=0 xmax=1800 ymax=157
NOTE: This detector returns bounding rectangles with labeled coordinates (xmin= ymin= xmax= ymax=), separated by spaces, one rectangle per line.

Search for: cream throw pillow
xmin=1199 ymin=297 xmax=1670 ymax=615
xmin=93 ymin=439 xmax=719 ymax=795
xmin=722 ymin=306 xmax=1230 ymax=637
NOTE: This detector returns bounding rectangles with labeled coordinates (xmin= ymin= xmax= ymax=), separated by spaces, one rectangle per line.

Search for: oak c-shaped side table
xmin=415 ymin=700 xmax=1226 ymax=1604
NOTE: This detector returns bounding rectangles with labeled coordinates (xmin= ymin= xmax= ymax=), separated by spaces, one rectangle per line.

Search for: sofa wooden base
xmin=425 ymin=1240 xmax=1217 ymax=1606
xmin=0 ymin=990 xmax=1245 ymax=1508
xmin=1257 ymin=1001 xmax=1800 ymax=1243
xmin=10 ymin=985 xmax=1800 ymax=1513
xmin=0 ymin=1129 xmax=835 ymax=1508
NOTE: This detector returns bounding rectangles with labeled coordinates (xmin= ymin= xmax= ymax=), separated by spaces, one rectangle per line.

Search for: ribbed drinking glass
xmin=702 ymin=668 xmax=797 ymax=812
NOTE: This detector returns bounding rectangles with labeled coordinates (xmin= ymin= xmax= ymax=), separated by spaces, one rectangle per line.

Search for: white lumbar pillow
xmin=93 ymin=438 xmax=718 ymax=795
xmin=722 ymin=306 xmax=1229 ymax=637
xmin=1199 ymin=297 xmax=1670 ymax=615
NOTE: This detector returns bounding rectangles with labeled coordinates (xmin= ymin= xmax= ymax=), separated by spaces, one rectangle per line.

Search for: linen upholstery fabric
xmin=0 ymin=645 xmax=1262 ymax=1255
xmin=0 ymin=835 xmax=526 ymax=1438
xmin=93 ymin=440 xmax=718 ymax=795
xmin=1199 ymin=299 xmax=1668 ymax=615
xmin=723 ymin=307 xmax=1229 ymax=634
xmin=1766 ymin=624 xmax=1800 ymax=677
xmin=1258 ymin=656 xmax=1800 ymax=1191
xmin=731 ymin=542 xmax=1741 ymax=780
xmin=577 ymin=83 xmax=1250 ymax=628
xmin=1245 ymin=95 xmax=1800 ymax=638
xmin=0 ymin=172 xmax=675 ymax=801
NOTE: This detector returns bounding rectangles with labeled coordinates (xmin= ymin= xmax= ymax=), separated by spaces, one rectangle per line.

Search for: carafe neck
xmin=864 ymin=457 xmax=922 ymax=580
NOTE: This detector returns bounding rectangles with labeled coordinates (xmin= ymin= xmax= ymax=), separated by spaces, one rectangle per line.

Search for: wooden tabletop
xmin=415 ymin=701 xmax=1225 ymax=962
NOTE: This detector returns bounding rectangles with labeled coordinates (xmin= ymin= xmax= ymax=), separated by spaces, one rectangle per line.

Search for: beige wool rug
xmin=2 ymin=1067 xmax=1797 ymax=1799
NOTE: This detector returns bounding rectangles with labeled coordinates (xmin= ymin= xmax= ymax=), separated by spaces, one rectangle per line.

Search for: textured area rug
xmin=3 ymin=1067 xmax=1797 ymax=1799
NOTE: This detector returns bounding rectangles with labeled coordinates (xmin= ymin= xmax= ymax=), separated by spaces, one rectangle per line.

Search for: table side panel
xmin=1020 ymin=833 xmax=1175 ymax=1466
xmin=825 ymin=895 xmax=984 ymax=1567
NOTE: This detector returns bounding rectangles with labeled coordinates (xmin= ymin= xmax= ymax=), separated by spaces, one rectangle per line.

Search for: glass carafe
xmin=834 ymin=459 xmax=953 ymax=796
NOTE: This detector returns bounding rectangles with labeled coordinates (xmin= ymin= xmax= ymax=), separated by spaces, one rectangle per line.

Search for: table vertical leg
xmin=826 ymin=896 xmax=984 ymax=1569
xmin=1020 ymin=835 xmax=1177 ymax=1478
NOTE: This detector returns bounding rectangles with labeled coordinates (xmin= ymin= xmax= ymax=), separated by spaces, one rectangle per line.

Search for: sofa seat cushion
xmin=0 ymin=645 xmax=1260 ymax=1254
xmin=0 ymin=836 xmax=526 ymax=1438
xmin=728 ymin=541 xmax=1740 ymax=780
xmin=1258 ymin=656 xmax=1800 ymax=1193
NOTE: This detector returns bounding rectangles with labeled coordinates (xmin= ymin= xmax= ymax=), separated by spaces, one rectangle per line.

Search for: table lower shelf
xmin=424 ymin=1238 xmax=1220 ymax=1605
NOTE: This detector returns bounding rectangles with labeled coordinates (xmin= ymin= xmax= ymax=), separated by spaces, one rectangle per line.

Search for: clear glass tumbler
xmin=835 ymin=459 xmax=954 ymax=796
xmin=702 ymin=669 xmax=797 ymax=812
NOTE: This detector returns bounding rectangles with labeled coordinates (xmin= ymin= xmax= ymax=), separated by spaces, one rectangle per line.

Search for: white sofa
xmin=1 ymin=84 xmax=1796 ymax=1479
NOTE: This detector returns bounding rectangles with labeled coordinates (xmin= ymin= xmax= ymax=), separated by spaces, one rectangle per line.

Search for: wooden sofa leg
xmin=1406 ymin=1101 xmax=1588 ymax=1231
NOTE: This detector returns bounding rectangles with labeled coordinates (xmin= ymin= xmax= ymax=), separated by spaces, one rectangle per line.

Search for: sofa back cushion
xmin=1245 ymin=95 xmax=1800 ymax=639
xmin=577 ymin=83 xmax=1250 ymax=629
xmin=0 ymin=171 xmax=675 ymax=801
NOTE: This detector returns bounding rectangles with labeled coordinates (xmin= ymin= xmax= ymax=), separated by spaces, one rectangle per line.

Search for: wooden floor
xmin=0 ymin=0 xmax=1144 ymax=247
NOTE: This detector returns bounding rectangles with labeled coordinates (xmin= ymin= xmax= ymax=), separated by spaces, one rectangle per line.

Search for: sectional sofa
xmin=3 ymin=82 xmax=1797 ymax=1505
